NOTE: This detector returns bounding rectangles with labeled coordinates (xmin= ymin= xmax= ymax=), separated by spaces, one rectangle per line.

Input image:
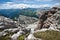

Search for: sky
xmin=0 ymin=0 xmax=60 ymax=9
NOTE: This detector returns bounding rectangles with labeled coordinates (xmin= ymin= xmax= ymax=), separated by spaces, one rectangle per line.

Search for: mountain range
xmin=0 ymin=7 xmax=50 ymax=19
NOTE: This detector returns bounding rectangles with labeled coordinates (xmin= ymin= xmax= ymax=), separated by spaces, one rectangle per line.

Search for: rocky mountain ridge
xmin=37 ymin=6 xmax=60 ymax=30
xmin=0 ymin=6 xmax=60 ymax=40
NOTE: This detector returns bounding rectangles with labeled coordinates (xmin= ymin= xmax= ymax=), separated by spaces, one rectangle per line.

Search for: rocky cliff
xmin=37 ymin=7 xmax=60 ymax=30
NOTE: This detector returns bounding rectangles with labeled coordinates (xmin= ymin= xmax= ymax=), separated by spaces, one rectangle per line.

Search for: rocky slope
xmin=29 ymin=6 xmax=60 ymax=40
xmin=17 ymin=15 xmax=38 ymax=28
xmin=0 ymin=6 xmax=60 ymax=40
xmin=0 ymin=15 xmax=38 ymax=40
xmin=37 ymin=6 xmax=60 ymax=30
xmin=0 ymin=16 xmax=17 ymax=29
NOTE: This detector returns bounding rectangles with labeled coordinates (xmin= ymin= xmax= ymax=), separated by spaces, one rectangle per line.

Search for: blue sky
xmin=0 ymin=0 xmax=60 ymax=9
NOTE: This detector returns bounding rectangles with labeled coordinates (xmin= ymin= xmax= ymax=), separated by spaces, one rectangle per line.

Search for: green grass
xmin=0 ymin=29 xmax=4 ymax=32
xmin=6 ymin=31 xmax=14 ymax=35
xmin=0 ymin=31 xmax=30 ymax=40
xmin=18 ymin=35 xmax=25 ymax=40
xmin=0 ymin=31 xmax=14 ymax=40
xmin=18 ymin=32 xmax=30 ymax=40
xmin=34 ymin=30 xmax=60 ymax=40
xmin=0 ymin=34 xmax=10 ymax=40
xmin=0 ymin=30 xmax=3 ymax=32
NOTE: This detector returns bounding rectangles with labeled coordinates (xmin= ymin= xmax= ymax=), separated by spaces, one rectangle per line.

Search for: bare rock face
xmin=17 ymin=15 xmax=38 ymax=28
xmin=0 ymin=16 xmax=17 ymax=29
xmin=44 ymin=11 xmax=60 ymax=29
xmin=18 ymin=15 xmax=38 ymax=24
xmin=37 ymin=7 xmax=60 ymax=30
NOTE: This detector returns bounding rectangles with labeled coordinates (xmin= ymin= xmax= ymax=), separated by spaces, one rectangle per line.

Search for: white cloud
xmin=6 ymin=2 xmax=15 ymax=4
xmin=12 ymin=0 xmax=52 ymax=2
xmin=30 ymin=4 xmax=51 ymax=8
xmin=52 ymin=3 xmax=60 ymax=7
xmin=54 ymin=3 xmax=60 ymax=6
xmin=0 ymin=2 xmax=52 ymax=9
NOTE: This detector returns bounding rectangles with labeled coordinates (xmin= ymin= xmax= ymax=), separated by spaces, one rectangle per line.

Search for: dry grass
xmin=18 ymin=32 xmax=30 ymax=40
xmin=34 ymin=30 xmax=60 ymax=40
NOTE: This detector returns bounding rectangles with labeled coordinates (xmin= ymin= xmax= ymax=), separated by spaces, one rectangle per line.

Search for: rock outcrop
xmin=37 ymin=7 xmax=60 ymax=30
xmin=0 ymin=16 xmax=17 ymax=29
xmin=17 ymin=15 xmax=38 ymax=28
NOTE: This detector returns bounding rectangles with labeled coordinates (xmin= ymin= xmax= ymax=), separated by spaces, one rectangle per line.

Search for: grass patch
xmin=0 ymin=30 xmax=3 ymax=32
xmin=0 ymin=34 xmax=10 ymax=40
xmin=0 ymin=29 xmax=4 ymax=32
xmin=6 ymin=31 xmax=14 ymax=35
xmin=34 ymin=30 xmax=60 ymax=40
xmin=0 ymin=31 xmax=14 ymax=40
xmin=18 ymin=32 xmax=30 ymax=40
xmin=18 ymin=35 xmax=25 ymax=40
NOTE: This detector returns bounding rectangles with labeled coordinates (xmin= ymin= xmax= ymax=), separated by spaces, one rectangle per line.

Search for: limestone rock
xmin=37 ymin=7 xmax=60 ymax=30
